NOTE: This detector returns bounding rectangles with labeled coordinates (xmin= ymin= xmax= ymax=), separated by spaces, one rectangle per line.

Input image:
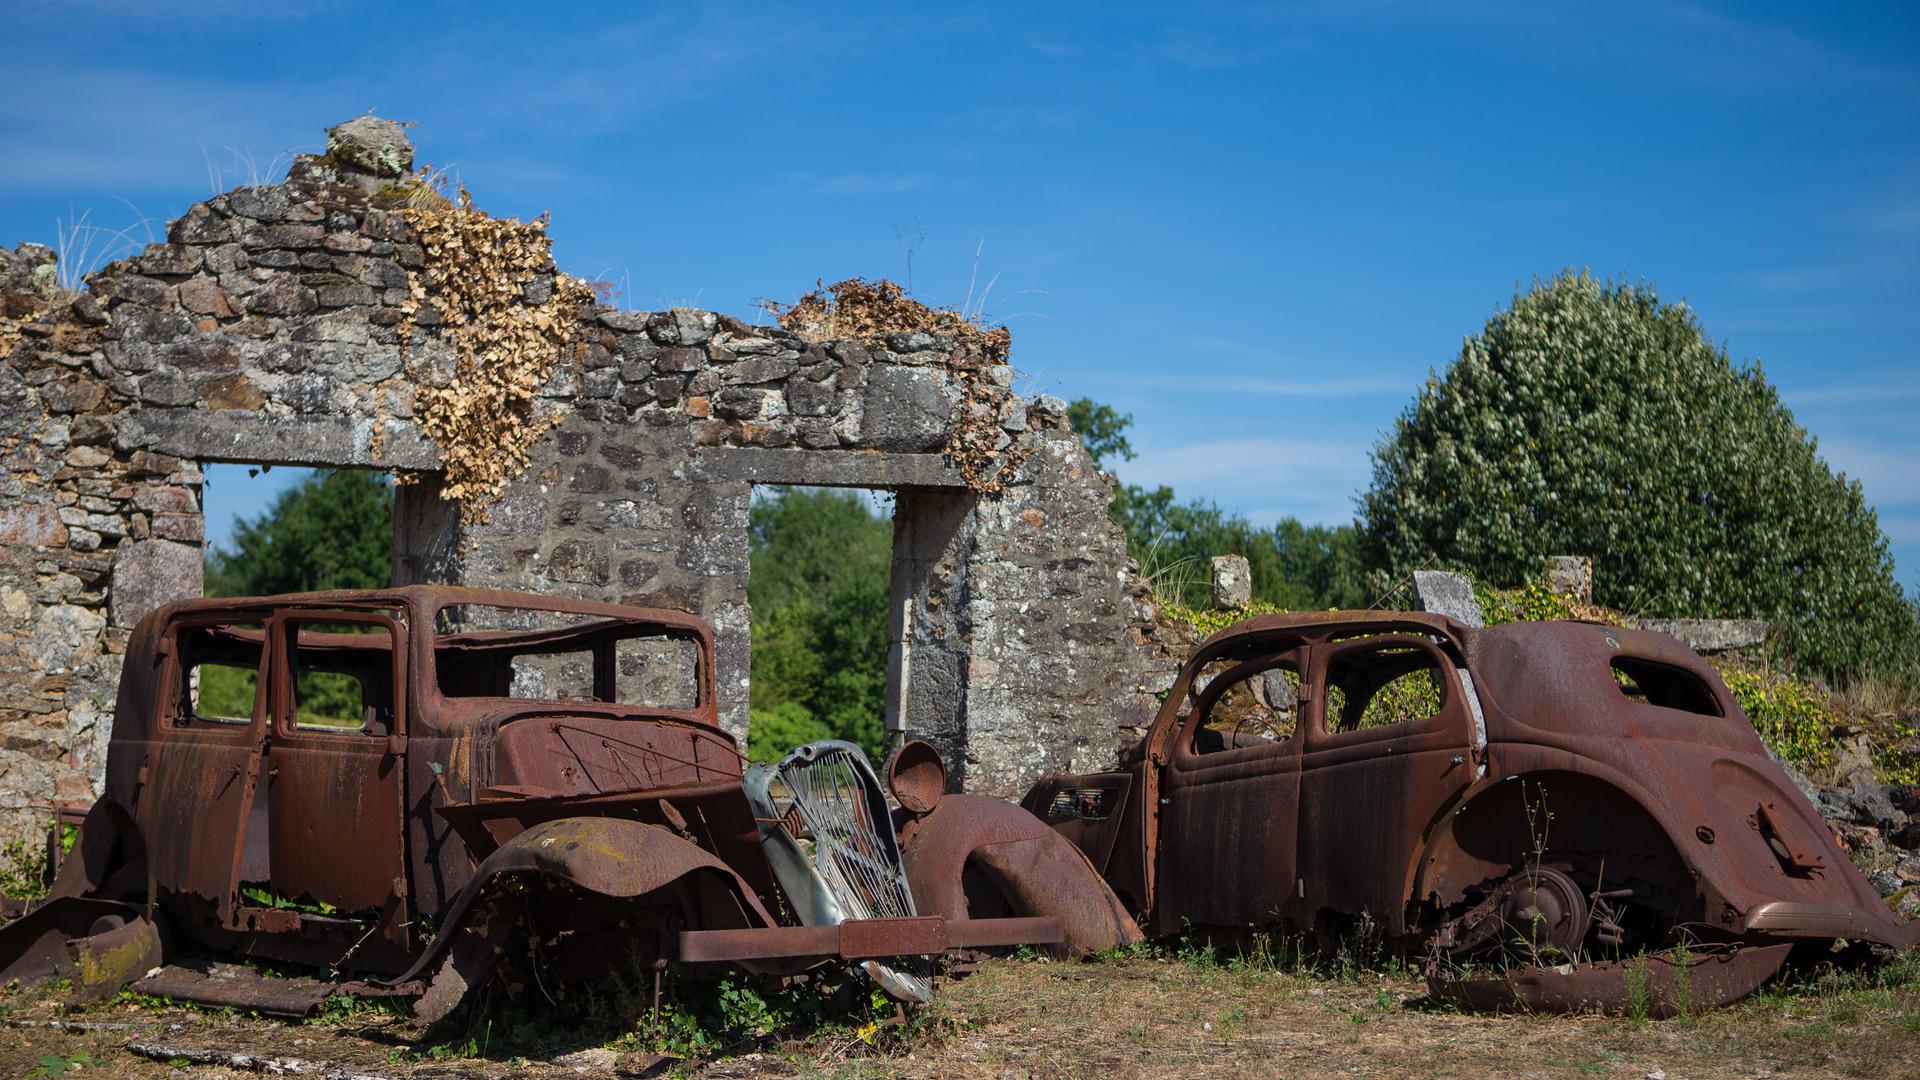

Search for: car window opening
xmin=1191 ymin=656 xmax=1301 ymax=754
xmin=178 ymin=622 xmax=265 ymax=726
xmin=287 ymin=621 xmax=394 ymax=735
xmin=434 ymin=603 xmax=702 ymax=712
xmin=1610 ymin=657 xmax=1722 ymax=716
xmin=1325 ymin=645 xmax=1446 ymax=733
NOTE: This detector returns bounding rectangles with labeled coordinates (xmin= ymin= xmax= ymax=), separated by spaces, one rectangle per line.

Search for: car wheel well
xmin=1417 ymin=771 xmax=1698 ymax=928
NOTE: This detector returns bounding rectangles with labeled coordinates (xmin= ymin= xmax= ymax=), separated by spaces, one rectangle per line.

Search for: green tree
xmin=1111 ymin=485 xmax=1368 ymax=611
xmin=1360 ymin=270 xmax=1915 ymax=679
xmin=1067 ymin=398 xmax=1369 ymax=611
xmin=1066 ymin=398 xmax=1135 ymax=468
xmin=205 ymin=469 xmax=394 ymax=597
xmin=747 ymin=487 xmax=892 ymax=763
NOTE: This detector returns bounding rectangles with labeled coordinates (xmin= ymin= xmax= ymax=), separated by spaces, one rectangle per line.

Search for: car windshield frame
xmin=424 ymin=597 xmax=713 ymax=716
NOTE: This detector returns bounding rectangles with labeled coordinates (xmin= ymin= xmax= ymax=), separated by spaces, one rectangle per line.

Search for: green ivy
xmin=1714 ymin=663 xmax=1839 ymax=773
xmin=1160 ymin=599 xmax=1288 ymax=640
xmin=0 ymin=836 xmax=46 ymax=900
xmin=1476 ymin=579 xmax=1582 ymax=626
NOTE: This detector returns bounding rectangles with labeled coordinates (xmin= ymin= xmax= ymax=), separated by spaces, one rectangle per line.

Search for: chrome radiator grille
xmin=745 ymin=739 xmax=931 ymax=1001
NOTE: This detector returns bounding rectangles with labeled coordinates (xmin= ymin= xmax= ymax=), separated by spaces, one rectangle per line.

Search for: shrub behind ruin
xmin=1360 ymin=270 xmax=1916 ymax=681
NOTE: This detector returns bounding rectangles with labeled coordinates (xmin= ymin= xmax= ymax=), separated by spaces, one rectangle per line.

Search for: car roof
xmin=149 ymin=584 xmax=710 ymax=636
xmin=1195 ymin=609 xmax=1469 ymax=650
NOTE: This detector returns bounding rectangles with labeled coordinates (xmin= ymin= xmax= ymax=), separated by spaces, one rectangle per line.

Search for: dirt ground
xmin=4 ymin=951 xmax=1918 ymax=1079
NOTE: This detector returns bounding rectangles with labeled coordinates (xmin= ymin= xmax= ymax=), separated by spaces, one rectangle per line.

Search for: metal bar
xmin=673 ymin=916 xmax=1062 ymax=963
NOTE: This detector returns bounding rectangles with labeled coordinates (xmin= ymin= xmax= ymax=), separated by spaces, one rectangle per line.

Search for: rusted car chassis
xmin=0 ymin=586 xmax=1137 ymax=1018
xmin=1023 ymin=611 xmax=1917 ymax=1014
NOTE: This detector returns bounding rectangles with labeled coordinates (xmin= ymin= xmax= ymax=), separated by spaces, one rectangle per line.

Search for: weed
xmin=311 ymin=993 xmax=408 ymax=1026
xmin=1670 ymin=939 xmax=1694 ymax=1021
xmin=0 ymin=836 xmax=47 ymax=900
xmin=408 ymin=964 xmax=899 ymax=1064
xmin=28 ymin=1053 xmax=93 ymax=1078
xmin=1623 ymin=956 xmax=1651 ymax=1025
xmin=1714 ymin=661 xmax=1841 ymax=774
xmin=54 ymin=201 xmax=155 ymax=291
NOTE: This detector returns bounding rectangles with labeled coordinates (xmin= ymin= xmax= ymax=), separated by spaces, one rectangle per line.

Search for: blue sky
xmin=6 ymin=2 xmax=1917 ymax=587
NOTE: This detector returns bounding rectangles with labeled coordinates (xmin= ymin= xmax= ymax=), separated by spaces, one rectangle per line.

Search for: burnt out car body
xmin=1023 ymin=611 xmax=1916 ymax=1012
xmin=1 ymin=586 xmax=1136 ymax=1017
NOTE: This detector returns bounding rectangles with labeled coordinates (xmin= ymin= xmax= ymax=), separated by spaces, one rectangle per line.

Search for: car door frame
xmin=1153 ymin=644 xmax=1310 ymax=936
xmin=137 ymin=613 xmax=272 ymax=927
xmin=262 ymin=606 xmax=412 ymax=942
xmin=1293 ymin=631 xmax=1478 ymax=936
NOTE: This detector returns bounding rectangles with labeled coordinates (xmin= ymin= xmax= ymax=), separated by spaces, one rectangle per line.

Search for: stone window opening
xmin=198 ymin=463 xmax=399 ymax=598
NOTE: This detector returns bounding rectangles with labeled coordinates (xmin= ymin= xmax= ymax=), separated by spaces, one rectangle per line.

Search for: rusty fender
xmin=1419 ymin=752 xmax=1920 ymax=952
xmin=897 ymin=795 xmax=1142 ymax=955
xmin=0 ymin=897 xmax=165 ymax=1002
xmin=391 ymin=816 xmax=775 ymax=988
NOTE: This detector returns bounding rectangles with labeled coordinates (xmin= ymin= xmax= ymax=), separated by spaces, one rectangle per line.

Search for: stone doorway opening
xmin=744 ymin=483 xmax=974 ymax=781
xmin=743 ymin=485 xmax=897 ymax=765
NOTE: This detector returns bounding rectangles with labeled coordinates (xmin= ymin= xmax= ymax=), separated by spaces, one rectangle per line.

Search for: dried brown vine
xmin=399 ymin=190 xmax=593 ymax=524
xmin=761 ymin=278 xmax=1028 ymax=493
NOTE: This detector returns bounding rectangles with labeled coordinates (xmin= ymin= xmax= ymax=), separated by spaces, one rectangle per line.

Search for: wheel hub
xmin=1503 ymin=865 xmax=1589 ymax=957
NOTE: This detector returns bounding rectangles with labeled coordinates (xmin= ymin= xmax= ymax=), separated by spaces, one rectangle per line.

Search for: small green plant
xmin=1670 ymin=940 xmax=1694 ymax=1021
xmin=1160 ymin=597 xmax=1287 ymax=640
xmin=1623 ymin=956 xmax=1652 ymax=1025
xmin=238 ymin=883 xmax=339 ymax=916
xmin=1477 ymin=578 xmax=1582 ymax=626
xmin=1714 ymin=662 xmax=1839 ymax=774
xmin=29 ymin=1053 xmax=94 ymax=1078
xmin=0 ymin=835 xmax=48 ymax=900
xmin=311 ymin=993 xmax=407 ymax=1026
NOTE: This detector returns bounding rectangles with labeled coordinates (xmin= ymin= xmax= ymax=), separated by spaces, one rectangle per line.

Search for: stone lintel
xmin=1636 ymin=618 xmax=1770 ymax=653
xmin=139 ymin=410 xmax=442 ymax=471
xmin=692 ymin=447 xmax=966 ymax=489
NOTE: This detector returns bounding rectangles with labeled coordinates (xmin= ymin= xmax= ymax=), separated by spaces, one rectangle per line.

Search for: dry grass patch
xmin=3 ymin=952 xmax=1916 ymax=1078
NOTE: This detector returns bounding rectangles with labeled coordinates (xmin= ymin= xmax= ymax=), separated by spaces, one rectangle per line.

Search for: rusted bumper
xmin=674 ymin=915 xmax=1061 ymax=964
xmin=1745 ymin=902 xmax=1920 ymax=949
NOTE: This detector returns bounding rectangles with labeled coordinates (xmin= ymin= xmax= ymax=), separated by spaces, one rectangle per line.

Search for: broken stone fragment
xmin=1413 ymin=569 xmax=1485 ymax=628
xmin=1634 ymin=619 xmax=1770 ymax=654
xmin=1210 ymin=555 xmax=1251 ymax=610
xmin=325 ymin=115 xmax=415 ymax=180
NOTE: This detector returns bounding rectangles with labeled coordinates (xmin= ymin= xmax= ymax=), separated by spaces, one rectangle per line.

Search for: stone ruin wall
xmin=0 ymin=121 xmax=1187 ymax=843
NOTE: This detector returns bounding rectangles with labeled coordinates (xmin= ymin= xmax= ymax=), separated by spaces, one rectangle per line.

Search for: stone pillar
xmin=1210 ymin=554 xmax=1251 ymax=609
xmin=1543 ymin=555 xmax=1593 ymax=603
xmin=886 ymin=487 xmax=976 ymax=785
xmin=1412 ymin=569 xmax=1485 ymax=628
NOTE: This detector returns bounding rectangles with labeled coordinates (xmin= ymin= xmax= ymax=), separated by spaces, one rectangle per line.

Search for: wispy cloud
xmin=1 ymin=5 xmax=848 ymax=192
xmin=1868 ymin=200 xmax=1920 ymax=239
xmin=1815 ymin=437 xmax=1920 ymax=505
xmin=792 ymin=173 xmax=932 ymax=196
xmin=14 ymin=0 xmax=335 ymax=23
xmin=0 ymin=66 xmax=336 ymax=191
xmin=1118 ymin=436 xmax=1371 ymax=489
xmin=1644 ymin=2 xmax=1920 ymax=96
xmin=1083 ymin=336 xmax=1419 ymax=398
xmin=1025 ymin=39 xmax=1082 ymax=59
xmin=1881 ymin=516 xmax=1920 ymax=546
xmin=1110 ymin=435 xmax=1373 ymax=528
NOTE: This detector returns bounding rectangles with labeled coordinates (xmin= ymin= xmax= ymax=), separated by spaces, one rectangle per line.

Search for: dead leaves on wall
xmin=400 ymin=191 xmax=592 ymax=525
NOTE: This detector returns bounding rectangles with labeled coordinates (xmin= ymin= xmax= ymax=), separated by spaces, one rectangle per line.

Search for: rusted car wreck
xmin=1023 ymin=611 xmax=1918 ymax=1014
xmin=0 ymin=586 xmax=1137 ymax=1018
